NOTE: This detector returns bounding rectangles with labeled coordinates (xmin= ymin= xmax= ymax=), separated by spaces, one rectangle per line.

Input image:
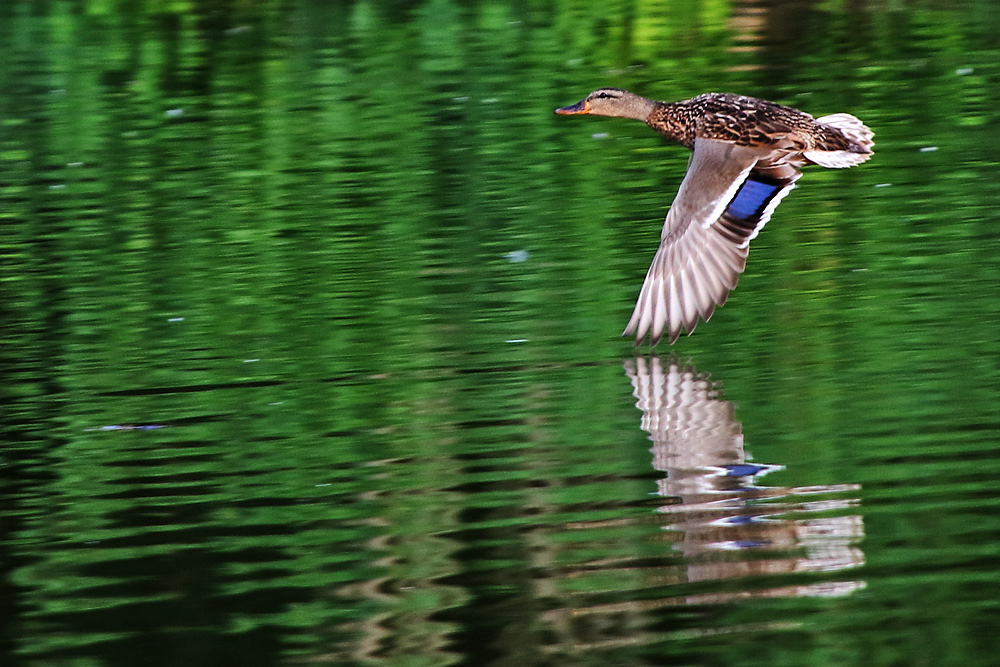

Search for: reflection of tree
xmin=5 ymin=0 xmax=997 ymax=664
xmin=625 ymin=355 xmax=865 ymax=602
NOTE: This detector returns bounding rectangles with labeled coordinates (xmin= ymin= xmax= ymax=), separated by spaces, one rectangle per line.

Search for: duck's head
xmin=555 ymin=88 xmax=655 ymax=121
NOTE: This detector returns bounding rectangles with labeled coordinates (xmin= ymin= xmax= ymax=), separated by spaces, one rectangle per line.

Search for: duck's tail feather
xmin=805 ymin=113 xmax=874 ymax=168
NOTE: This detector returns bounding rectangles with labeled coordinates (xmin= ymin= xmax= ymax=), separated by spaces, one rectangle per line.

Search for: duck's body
xmin=556 ymin=88 xmax=874 ymax=345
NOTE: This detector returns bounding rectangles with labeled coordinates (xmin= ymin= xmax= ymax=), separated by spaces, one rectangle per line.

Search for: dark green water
xmin=3 ymin=1 xmax=1000 ymax=665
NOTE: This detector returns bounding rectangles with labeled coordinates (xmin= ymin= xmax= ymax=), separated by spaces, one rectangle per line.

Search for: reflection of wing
xmin=624 ymin=139 xmax=802 ymax=345
xmin=623 ymin=355 xmax=744 ymax=478
xmin=624 ymin=355 xmax=867 ymax=597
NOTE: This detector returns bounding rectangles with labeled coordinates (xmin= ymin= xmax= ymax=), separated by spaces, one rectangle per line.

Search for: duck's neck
xmin=647 ymin=101 xmax=696 ymax=148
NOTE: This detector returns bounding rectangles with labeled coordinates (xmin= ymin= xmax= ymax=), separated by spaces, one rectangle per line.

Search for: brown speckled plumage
xmin=648 ymin=92 xmax=867 ymax=154
xmin=555 ymin=87 xmax=874 ymax=345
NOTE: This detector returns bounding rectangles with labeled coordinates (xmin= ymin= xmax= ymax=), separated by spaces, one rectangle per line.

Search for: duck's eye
xmin=594 ymin=92 xmax=613 ymax=100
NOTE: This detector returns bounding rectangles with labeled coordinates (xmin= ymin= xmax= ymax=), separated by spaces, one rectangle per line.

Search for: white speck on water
xmin=506 ymin=250 xmax=529 ymax=263
xmin=956 ymin=67 xmax=973 ymax=75
xmin=167 ymin=317 xmax=184 ymax=322
xmin=874 ymin=183 xmax=891 ymax=188
xmin=919 ymin=146 xmax=938 ymax=152
xmin=505 ymin=338 xmax=528 ymax=344
xmin=166 ymin=108 xmax=184 ymax=118
xmin=592 ymin=132 xmax=610 ymax=140
xmin=68 ymin=161 xmax=84 ymax=168
xmin=49 ymin=184 xmax=66 ymax=191
xmin=243 ymin=358 xmax=260 ymax=363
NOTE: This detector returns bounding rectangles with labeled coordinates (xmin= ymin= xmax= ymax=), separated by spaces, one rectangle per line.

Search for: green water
xmin=2 ymin=1 xmax=1000 ymax=665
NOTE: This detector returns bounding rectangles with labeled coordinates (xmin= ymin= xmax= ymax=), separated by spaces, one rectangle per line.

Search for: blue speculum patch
xmin=727 ymin=179 xmax=780 ymax=220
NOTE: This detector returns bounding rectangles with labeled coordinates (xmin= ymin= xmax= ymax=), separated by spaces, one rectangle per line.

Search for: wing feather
xmin=624 ymin=138 xmax=802 ymax=345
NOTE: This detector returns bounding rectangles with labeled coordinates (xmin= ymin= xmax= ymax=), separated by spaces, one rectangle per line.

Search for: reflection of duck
xmin=624 ymin=355 xmax=865 ymax=600
xmin=556 ymin=88 xmax=874 ymax=345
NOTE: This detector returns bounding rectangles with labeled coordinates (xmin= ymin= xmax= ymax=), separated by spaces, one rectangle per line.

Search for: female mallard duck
xmin=556 ymin=88 xmax=874 ymax=345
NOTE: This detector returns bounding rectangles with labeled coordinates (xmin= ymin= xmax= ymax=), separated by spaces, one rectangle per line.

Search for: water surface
xmin=2 ymin=1 xmax=1000 ymax=665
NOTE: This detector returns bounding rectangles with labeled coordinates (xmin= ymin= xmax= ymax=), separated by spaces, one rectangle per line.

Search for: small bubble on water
xmin=506 ymin=250 xmax=529 ymax=263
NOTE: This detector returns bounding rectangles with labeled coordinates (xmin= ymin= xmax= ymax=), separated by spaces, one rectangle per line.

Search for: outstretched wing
xmin=624 ymin=138 xmax=801 ymax=345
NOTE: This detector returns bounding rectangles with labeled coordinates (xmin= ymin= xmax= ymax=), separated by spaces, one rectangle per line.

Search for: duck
xmin=555 ymin=88 xmax=874 ymax=345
